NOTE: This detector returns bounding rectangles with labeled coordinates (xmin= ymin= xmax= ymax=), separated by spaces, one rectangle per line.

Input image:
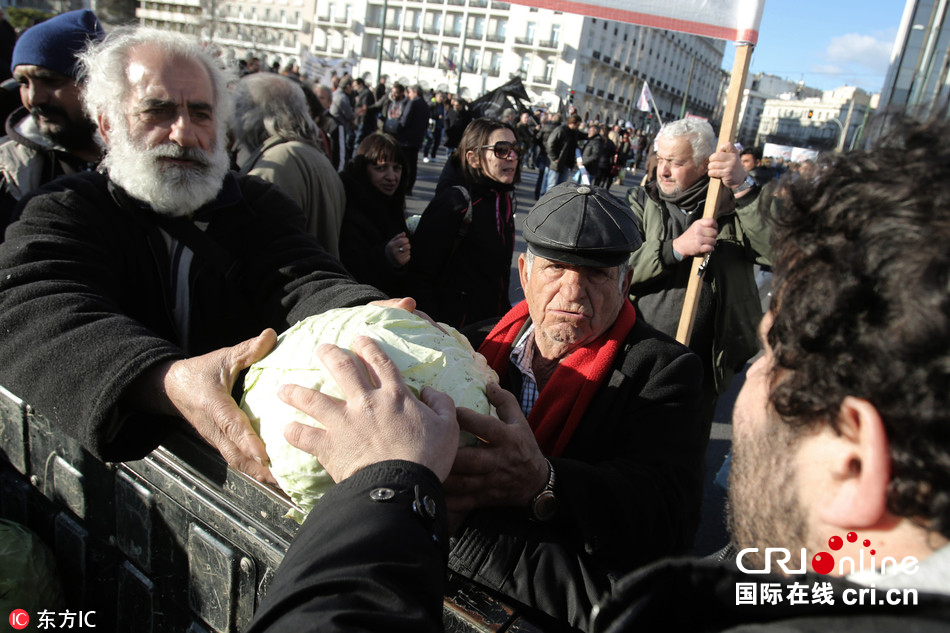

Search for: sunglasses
xmin=479 ymin=142 xmax=525 ymax=158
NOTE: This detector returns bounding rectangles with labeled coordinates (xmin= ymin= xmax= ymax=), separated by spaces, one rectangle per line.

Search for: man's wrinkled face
xmin=13 ymin=64 xmax=95 ymax=148
xmin=100 ymin=44 xmax=229 ymax=217
xmin=655 ymin=135 xmax=707 ymax=197
xmin=519 ymin=253 xmax=631 ymax=360
xmin=728 ymin=312 xmax=811 ymax=573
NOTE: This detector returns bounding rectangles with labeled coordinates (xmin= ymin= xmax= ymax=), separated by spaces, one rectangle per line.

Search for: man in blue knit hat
xmin=0 ymin=9 xmax=105 ymax=236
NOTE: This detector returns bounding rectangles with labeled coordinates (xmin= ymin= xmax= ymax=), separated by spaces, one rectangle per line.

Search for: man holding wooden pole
xmin=625 ymin=117 xmax=774 ymax=434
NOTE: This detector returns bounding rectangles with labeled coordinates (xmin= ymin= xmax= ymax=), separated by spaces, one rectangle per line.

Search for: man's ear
xmin=819 ymin=396 xmax=891 ymax=528
xmin=517 ymin=253 xmax=529 ymax=291
xmin=98 ymin=114 xmax=112 ymax=147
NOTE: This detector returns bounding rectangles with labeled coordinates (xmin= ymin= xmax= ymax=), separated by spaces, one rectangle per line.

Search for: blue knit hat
xmin=11 ymin=10 xmax=105 ymax=79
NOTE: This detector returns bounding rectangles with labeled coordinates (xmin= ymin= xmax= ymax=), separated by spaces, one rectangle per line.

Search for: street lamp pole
xmin=376 ymin=0 xmax=388 ymax=86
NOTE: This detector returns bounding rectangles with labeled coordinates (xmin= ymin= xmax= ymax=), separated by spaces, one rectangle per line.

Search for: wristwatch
xmin=731 ymin=174 xmax=756 ymax=194
xmin=530 ymin=459 xmax=558 ymax=522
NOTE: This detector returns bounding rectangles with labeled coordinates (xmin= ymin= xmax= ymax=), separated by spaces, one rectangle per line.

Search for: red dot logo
xmin=828 ymin=535 xmax=843 ymax=550
xmin=812 ymin=552 xmax=835 ymax=575
xmin=847 ymin=532 xmax=858 ymax=543
xmin=9 ymin=609 xmax=29 ymax=630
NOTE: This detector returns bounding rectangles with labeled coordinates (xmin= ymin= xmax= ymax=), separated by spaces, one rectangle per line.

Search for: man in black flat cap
xmin=420 ymin=182 xmax=704 ymax=629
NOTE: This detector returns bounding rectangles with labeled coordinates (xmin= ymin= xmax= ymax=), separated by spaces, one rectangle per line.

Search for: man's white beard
xmin=103 ymin=129 xmax=230 ymax=218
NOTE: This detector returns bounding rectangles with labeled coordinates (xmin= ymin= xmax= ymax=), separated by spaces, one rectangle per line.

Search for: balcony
xmin=445 ymin=28 xmax=462 ymax=37
xmin=538 ymin=38 xmax=558 ymax=49
xmin=585 ymin=85 xmax=594 ymax=94
xmin=513 ymin=36 xmax=532 ymax=46
xmin=592 ymin=50 xmax=601 ymax=60
xmin=596 ymin=89 xmax=604 ymax=97
xmin=531 ymin=75 xmax=552 ymax=85
xmin=486 ymin=67 xmax=501 ymax=77
xmin=466 ymin=29 xmax=484 ymax=39
xmin=469 ymin=0 xmax=488 ymax=7
xmin=423 ymin=25 xmax=440 ymax=35
xmin=485 ymin=32 xmax=505 ymax=43
xmin=365 ymin=17 xmax=382 ymax=28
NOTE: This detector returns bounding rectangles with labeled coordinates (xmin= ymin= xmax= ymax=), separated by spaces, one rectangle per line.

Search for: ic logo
xmin=8 ymin=609 xmax=29 ymax=630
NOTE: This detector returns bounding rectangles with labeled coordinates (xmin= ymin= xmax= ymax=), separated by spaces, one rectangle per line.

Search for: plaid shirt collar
xmin=510 ymin=324 xmax=540 ymax=417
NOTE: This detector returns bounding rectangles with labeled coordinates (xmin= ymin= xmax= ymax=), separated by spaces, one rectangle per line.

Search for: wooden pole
xmin=675 ymin=42 xmax=754 ymax=345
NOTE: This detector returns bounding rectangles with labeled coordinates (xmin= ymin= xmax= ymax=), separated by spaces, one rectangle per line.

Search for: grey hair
xmin=231 ymin=73 xmax=319 ymax=154
xmin=524 ymin=246 xmax=632 ymax=296
xmin=79 ymin=25 xmax=235 ymax=147
xmin=656 ymin=118 xmax=717 ymax=166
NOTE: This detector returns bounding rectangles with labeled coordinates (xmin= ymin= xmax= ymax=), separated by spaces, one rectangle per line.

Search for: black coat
xmin=398 ymin=95 xmax=430 ymax=148
xmin=0 ymin=171 xmax=384 ymax=461
xmin=244 ymin=460 xmax=448 ymax=633
xmin=338 ymin=158 xmax=413 ymax=298
xmin=408 ymin=155 xmax=515 ymax=328
xmin=448 ymin=315 xmax=706 ymax=630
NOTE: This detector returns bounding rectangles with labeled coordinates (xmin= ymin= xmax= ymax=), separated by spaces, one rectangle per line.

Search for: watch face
xmin=532 ymin=491 xmax=558 ymax=521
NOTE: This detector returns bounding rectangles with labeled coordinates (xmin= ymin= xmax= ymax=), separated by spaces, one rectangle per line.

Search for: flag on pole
xmin=636 ymin=82 xmax=653 ymax=112
xmin=500 ymin=0 xmax=765 ymax=44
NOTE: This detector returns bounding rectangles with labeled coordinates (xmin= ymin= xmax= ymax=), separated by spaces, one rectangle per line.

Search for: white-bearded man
xmin=0 ymin=26 xmax=388 ymax=482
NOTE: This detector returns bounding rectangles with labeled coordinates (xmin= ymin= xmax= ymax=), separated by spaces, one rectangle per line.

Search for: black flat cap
xmin=523 ymin=182 xmax=642 ymax=267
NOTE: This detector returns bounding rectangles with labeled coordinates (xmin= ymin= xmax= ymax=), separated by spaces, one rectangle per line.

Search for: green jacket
xmin=626 ymin=179 xmax=773 ymax=394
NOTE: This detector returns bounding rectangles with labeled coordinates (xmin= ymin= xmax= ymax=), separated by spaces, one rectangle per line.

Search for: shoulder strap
xmin=452 ymin=185 xmax=473 ymax=240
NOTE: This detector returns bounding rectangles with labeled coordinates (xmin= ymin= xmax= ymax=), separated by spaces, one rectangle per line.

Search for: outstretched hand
xmin=162 ymin=329 xmax=279 ymax=483
xmin=279 ymin=336 xmax=460 ymax=482
xmin=443 ymin=382 xmax=548 ymax=513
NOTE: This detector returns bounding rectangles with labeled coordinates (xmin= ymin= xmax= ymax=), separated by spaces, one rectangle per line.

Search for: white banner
xmin=636 ymin=82 xmax=652 ymax=112
xmin=504 ymin=0 xmax=765 ymax=44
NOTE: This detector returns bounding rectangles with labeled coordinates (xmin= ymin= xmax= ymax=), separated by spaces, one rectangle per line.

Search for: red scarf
xmin=478 ymin=300 xmax=637 ymax=456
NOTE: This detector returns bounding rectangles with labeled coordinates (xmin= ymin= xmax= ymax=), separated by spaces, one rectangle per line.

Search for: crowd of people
xmin=0 ymin=11 xmax=948 ymax=633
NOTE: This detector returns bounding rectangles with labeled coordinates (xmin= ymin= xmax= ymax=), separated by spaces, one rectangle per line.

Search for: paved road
xmin=405 ymin=153 xmax=736 ymax=556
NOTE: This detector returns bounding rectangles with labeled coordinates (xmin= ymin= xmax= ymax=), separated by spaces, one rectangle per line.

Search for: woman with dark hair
xmin=338 ymin=133 xmax=413 ymax=297
xmin=410 ymin=117 xmax=522 ymax=328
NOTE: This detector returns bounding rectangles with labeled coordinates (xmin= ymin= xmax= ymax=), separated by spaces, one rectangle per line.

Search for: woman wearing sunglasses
xmin=410 ymin=117 xmax=522 ymax=328
xmin=338 ymin=132 xmax=414 ymax=298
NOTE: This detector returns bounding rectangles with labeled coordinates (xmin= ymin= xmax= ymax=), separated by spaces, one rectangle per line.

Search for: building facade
xmin=134 ymin=0 xmax=727 ymax=125
xmin=876 ymin=0 xmax=950 ymax=128
xmin=755 ymin=86 xmax=875 ymax=152
xmin=736 ymin=73 xmax=823 ymax=148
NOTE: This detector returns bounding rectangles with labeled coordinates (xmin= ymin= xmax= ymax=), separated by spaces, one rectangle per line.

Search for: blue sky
xmin=724 ymin=0 xmax=907 ymax=94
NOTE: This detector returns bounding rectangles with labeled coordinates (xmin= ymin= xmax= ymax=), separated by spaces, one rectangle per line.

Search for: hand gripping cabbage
xmin=240 ymin=305 xmax=496 ymax=522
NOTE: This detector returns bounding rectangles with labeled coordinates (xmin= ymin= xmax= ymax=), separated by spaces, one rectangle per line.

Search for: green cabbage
xmin=240 ymin=305 xmax=495 ymax=522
